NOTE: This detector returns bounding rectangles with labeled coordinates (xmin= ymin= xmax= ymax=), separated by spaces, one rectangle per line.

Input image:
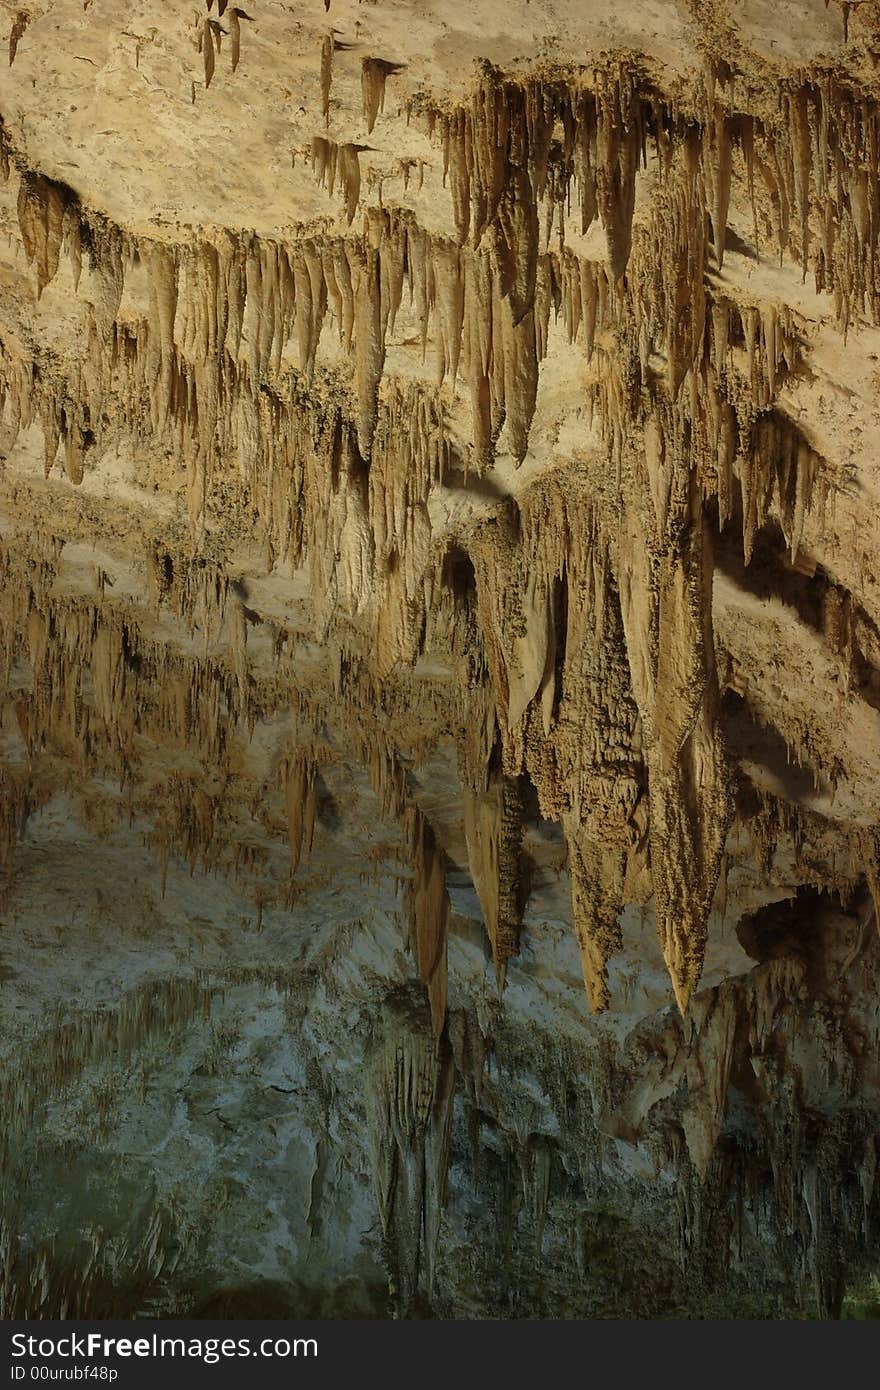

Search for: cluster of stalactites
xmin=3 ymin=60 xmax=874 ymax=1020
xmin=0 ymin=764 xmax=41 ymax=884
xmin=310 ymin=136 xmax=363 ymax=224
xmin=6 ymin=63 xmax=880 ymax=470
xmin=434 ymin=65 xmax=644 ymax=274
xmin=0 ymin=538 xmax=244 ymax=776
xmin=658 ymin=942 xmax=878 ymax=1316
xmin=279 ymin=701 xmax=454 ymax=1032
xmin=462 ymin=765 xmax=524 ymax=985
xmin=149 ymin=772 xmax=222 ymax=894
xmin=7 ymin=160 xmax=546 ymax=479
xmin=0 ymin=977 xmax=215 ymax=1155
xmin=306 ymin=53 xmax=880 ymax=332
xmin=431 ymin=61 xmax=880 ymax=329
xmin=364 ymin=986 xmax=455 ymax=1312
xmin=588 ymin=932 xmax=878 ymax=1315
xmin=0 ymin=1198 xmax=190 ymax=1320
xmin=145 ymin=544 xmax=229 ymax=643
xmin=404 ymin=807 xmax=450 ymax=1039
xmin=0 ymin=516 xmax=488 ymax=942
xmin=2 ymin=118 xmax=829 ymax=552
xmin=464 ymin=477 xmax=647 ymax=1011
xmin=0 ymin=334 xmax=452 ymax=682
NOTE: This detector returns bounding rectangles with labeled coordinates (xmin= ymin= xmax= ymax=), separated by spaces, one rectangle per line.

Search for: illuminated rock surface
xmin=2 ymin=0 xmax=880 ymax=1318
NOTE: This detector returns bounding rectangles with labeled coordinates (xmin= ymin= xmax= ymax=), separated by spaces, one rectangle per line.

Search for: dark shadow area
xmin=440 ymin=543 xmax=478 ymax=611
xmin=712 ymin=502 xmax=827 ymax=635
xmin=314 ymin=770 xmax=341 ymax=831
xmin=189 ymin=1278 xmax=388 ymax=1319
xmin=439 ymin=466 xmax=510 ymax=503
xmin=721 ymin=687 xmax=819 ymax=802
xmin=736 ymin=885 xmax=828 ymax=965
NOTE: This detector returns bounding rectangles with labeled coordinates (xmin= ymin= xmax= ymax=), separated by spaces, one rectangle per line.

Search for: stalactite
xmin=17 ymin=172 xmax=68 ymax=297
xmin=617 ymin=474 xmax=733 ymax=1014
xmin=362 ymin=58 xmax=405 ymax=136
xmin=285 ymin=750 xmax=318 ymax=876
xmin=595 ymin=73 xmax=640 ymax=282
xmin=230 ymin=8 xmax=243 ymax=72
xmin=706 ymin=107 xmax=731 ymax=268
xmin=856 ymin=828 xmax=880 ymax=932
xmin=364 ymin=986 xmax=455 ymax=1312
xmin=0 ymin=766 xmax=41 ymax=885
xmin=8 ymin=11 xmax=29 ymax=67
xmin=339 ymin=144 xmax=362 ymax=224
xmin=405 ymin=808 xmax=450 ymax=1037
xmin=320 ymin=34 xmax=333 ymax=126
xmin=199 ymin=19 xmax=215 ymax=90
xmin=565 ymin=828 xmax=627 ymax=1015
xmin=463 ymin=767 xmax=524 ymax=983
xmin=682 ymin=984 xmax=740 ymax=1178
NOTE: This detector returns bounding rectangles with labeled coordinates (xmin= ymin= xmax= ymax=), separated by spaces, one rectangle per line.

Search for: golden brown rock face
xmin=3 ymin=0 xmax=880 ymax=1320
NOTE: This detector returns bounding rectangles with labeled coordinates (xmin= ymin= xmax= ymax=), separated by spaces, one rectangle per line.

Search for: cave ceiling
xmin=2 ymin=0 xmax=880 ymax=1321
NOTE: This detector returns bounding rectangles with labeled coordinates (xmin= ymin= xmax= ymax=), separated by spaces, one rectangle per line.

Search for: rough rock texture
xmin=3 ymin=0 xmax=880 ymax=1319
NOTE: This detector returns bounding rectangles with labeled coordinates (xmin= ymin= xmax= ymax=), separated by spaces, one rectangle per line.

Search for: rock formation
xmin=2 ymin=0 xmax=880 ymax=1320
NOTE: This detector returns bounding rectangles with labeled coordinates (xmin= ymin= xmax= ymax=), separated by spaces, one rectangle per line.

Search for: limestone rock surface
xmin=3 ymin=0 xmax=880 ymax=1319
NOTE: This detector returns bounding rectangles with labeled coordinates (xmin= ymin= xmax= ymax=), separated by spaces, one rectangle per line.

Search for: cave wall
xmin=2 ymin=0 xmax=880 ymax=1318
